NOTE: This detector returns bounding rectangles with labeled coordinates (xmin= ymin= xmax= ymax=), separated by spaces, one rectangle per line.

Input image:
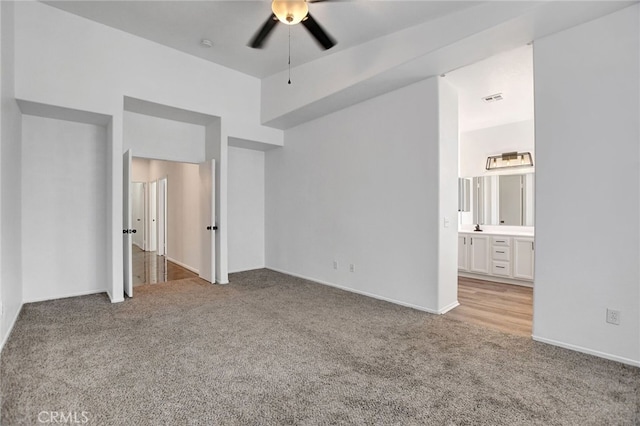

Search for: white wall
xmin=533 ymin=5 xmax=639 ymax=366
xmin=14 ymin=2 xmax=281 ymax=146
xmin=124 ymin=111 xmax=205 ymax=164
xmin=438 ymin=79 xmax=460 ymax=311
xmin=459 ymin=119 xmax=535 ymax=178
xmin=228 ymin=146 xmax=265 ymax=273
xmin=14 ymin=1 xmax=283 ymax=299
xmin=22 ymin=115 xmax=108 ymax=303
xmin=131 ymin=159 xmax=201 ymax=273
xmin=266 ymin=77 xmax=457 ymax=313
xmin=0 ymin=0 xmax=23 ymax=348
xmin=132 ymin=157 xmax=149 ymax=182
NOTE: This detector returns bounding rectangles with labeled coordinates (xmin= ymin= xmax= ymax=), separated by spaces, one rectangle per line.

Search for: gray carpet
xmin=1 ymin=269 xmax=638 ymax=425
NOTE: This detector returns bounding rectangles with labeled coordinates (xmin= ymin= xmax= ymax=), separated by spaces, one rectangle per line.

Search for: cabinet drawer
xmin=492 ymin=247 xmax=510 ymax=261
xmin=492 ymin=237 xmax=511 ymax=247
xmin=492 ymin=261 xmax=511 ymax=276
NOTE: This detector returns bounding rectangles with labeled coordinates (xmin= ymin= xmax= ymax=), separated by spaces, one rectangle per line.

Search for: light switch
xmin=443 ymin=217 xmax=450 ymax=228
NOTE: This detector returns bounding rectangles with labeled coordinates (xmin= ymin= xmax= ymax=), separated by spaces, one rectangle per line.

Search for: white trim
xmin=0 ymin=303 xmax=23 ymax=353
xmin=439 ymin=300 xmax=460 ymax=314
xmin=23 ymin=289 xmax=107 ymax=304
xmin=106 ymin=289 xmax=125 ymax=303
xmin=166 ymin=256 xmax=199 ymax=274
xmin=458 ymin=271 xmax=533 ymax=288
xmin=110 ymin=296 xmax=125 ymax=303
xmin=267 ymin=267 xmax=444 ymax=314
xmin=228 ymin=266 xmax=266 ymax=274
xmin=532 ymin=335 xmax=640 ymax=368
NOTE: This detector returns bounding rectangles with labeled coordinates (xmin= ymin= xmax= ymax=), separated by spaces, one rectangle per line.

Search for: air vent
xmin=482 ymin=93 xmax=503 ymax=103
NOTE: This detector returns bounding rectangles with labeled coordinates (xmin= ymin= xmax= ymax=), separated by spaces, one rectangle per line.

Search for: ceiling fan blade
xmin=249 ymin=14 xmax=278 ymax=49
xmin=301 ymin=13 xmax=336 ymax=50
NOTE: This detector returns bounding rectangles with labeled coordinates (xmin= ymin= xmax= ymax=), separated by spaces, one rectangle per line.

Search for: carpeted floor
xmin=1 ymin=269 xmax=638 ymax=425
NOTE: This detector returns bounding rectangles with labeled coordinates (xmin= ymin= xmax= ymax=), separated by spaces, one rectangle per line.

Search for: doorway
xmin=123 ymin=155 xmax=216 ymax=297
xmin=445 ymin=45 xmax=535 ymax=336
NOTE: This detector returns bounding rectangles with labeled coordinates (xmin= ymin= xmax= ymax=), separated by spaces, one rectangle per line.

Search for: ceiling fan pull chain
xmin=288 ymin=26 xmax=292 ymax=85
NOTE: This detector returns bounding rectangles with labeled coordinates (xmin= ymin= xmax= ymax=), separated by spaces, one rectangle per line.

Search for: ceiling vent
xmin=482 ymin=93 xmax=503 ymax=103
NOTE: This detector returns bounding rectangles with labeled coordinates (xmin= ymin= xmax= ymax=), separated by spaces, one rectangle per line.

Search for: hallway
xmin=132 ymin=245 xmax=197 ymax=286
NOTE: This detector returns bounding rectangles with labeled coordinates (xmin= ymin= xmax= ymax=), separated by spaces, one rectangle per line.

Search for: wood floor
xmin=132 ymin=245 xmax=198 ymax=286
xmin=132 ymin=249 xmax=532 ymax=335
xmin=446 ymin=276 xmax=533 ymax=337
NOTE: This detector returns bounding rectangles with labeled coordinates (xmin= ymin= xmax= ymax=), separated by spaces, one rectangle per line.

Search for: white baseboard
xmin=0 ymin=303 xmax=23 ymax=354
xmin=106 ymin=289 xmax=124 ymax=303
xmin=532 ymin=335 xmax=640 ymax=367
xmin=228 ymin=266 xmax=266 ymax=275
xmin=439 ymin=300 xmax=460 ymax=314
xmin=266 ymin=267 xmax=447 ymax=315
xmin=23 ymin=289 xmax=107 ymax=304
xmin=166 ymin=256 xmax=199 ymax=274
xmin=458 ymin=272 xmax=533 ymax=288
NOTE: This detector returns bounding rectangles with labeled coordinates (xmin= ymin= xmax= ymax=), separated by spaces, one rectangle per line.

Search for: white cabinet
xmin=458 ymin=231 xmax=534 ymax=284
xmin=469 ymin=235 xmax=490 ymax=274
xmin=458 ymin=235 xmax=469 ymax=271
xmin=513 ymin=238 xmax=535 ymax=280
xmin=491 ymin=237 xmax=511 ymax=276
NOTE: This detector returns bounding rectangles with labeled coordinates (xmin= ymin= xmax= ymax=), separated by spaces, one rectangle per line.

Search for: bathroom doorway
xmin=445 ymin=44 xmax=535 ymax=336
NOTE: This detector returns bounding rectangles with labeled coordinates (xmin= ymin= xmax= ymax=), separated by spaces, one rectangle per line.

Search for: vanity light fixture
xmin=486 ymin=152 xmax=533 ymax=170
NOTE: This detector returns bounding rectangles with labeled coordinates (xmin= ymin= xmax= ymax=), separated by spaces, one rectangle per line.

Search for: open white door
xmin=123 ymin=150 xmax=133 ymax=298
xmin=148 ymin=180 xmax=157 ymax=252
xmin=157 ymin=178 xmax=167 ymax=256
xmin=199 ymin=160 xmax=216 ymax=283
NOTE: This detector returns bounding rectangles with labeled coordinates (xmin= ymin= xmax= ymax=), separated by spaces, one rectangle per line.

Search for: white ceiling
xmin=43 ymin=0 xmax=480 ymax=78
xmin=39 ymin=1 xmax=632 ymax=131
xmin=445 ymin=44 xmax=534 ymax=132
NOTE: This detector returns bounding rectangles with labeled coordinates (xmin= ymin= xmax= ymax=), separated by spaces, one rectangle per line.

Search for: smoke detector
xmin=482 ymin=93 xmax=503 ymax=103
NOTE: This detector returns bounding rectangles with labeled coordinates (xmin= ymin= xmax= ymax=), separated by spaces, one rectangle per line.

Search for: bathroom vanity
xmin=458 ymin=230 xmax=534 ymax=286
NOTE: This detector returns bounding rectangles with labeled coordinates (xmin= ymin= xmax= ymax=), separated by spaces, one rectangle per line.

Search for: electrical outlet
xmin=333 ymin=260 xmax=338 ymax=270
xmin=349 ymin=264 xmax=355 ymax=273
xmin=606 ymin=309 xmax=621 ymax=325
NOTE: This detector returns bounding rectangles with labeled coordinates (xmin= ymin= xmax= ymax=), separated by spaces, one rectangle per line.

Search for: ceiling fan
xmin=249 ymin=0 xmax=336 ymax=50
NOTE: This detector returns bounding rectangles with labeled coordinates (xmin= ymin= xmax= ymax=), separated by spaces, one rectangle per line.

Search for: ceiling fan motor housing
xmin=272 ymin=0 xmax=309 ymax=25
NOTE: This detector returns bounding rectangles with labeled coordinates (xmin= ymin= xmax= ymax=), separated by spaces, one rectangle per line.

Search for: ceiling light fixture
xmin=271 ymin=0 xmax=309 ymax=25
xmin=486 ymin=152 xmax=533 ymax=170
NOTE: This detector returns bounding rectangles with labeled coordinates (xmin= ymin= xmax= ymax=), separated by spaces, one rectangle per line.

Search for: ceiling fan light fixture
xmin=272 ymin=0 xmax=309 ymax=25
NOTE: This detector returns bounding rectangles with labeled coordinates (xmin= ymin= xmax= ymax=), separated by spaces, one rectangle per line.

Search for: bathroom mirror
xmin=468 ymin=173 xmax=534 ymax=226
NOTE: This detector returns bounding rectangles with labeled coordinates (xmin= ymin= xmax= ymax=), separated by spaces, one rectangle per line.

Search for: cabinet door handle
xmin=470 ymin=238 xmax=473 ymax=245
xmin=531 ymin=242 xmax=534 ymax=251
xmin=496 ymin=266 xmax=505 ymax=269
xmin=496 ymin=240 xmax=505 ymax=243
xmin=464 ymin=237 xmax=466 ymax=244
